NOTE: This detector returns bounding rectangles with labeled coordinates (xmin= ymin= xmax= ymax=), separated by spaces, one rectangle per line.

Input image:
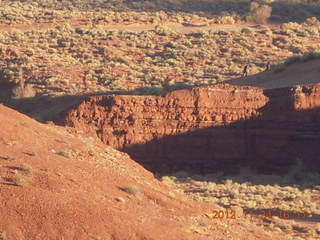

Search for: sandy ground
xmin=0 ymin=21 xmax=272 ymax=33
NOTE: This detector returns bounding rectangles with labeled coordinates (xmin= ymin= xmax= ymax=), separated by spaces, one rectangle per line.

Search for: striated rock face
xmin=61 ymin=84 xmax=320 ymax=174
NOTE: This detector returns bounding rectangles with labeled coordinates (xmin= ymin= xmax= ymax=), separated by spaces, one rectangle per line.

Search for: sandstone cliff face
xmin=61 ymin=84 xmax=320 ymax=174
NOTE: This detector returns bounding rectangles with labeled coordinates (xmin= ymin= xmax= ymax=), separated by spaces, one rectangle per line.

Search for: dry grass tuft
xmin=121 ymin=185 xmax=140 ymax=197
xmin=198 ymin=217 xmax=210 ymax=228
xmin=161 ymin=162 xmax=320 ymax=239
xmin=20 ymin=164 xmax=35 ymax=176
xmin=316 ymin=223 xmax=320 ymax=234
xmin=115 ymin=197 xmax=125 ymax=203
xmin=7 ymin=164 xmax=35 ymax=187
xmin=0 ymin=232 xmax=7 ymax=240
xmin=10 ymin=174 xmax=32 ymax=187
xmin=12 ymin=82 xmax=36 ymax=99
xmin=56 ymin=151 xmax=72 ymax=159
xmin=3 ymin=156 xmax=16 ymax=161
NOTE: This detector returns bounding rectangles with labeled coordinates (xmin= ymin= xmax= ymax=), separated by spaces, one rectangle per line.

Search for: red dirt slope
xmin=0 ymin=104 xmax=285 ymax=239
xmin=226 ymin=59 xmax=320 ymax=89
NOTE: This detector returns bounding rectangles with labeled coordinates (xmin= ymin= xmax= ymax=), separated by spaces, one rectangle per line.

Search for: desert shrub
xmin=115 ymin=197 xmax=125 ymax=202
xmin=10 ymin=174 xmax=30 ymax=186
xmin=0 ymin=232 xmax=7 ymax=240
xmin=306 ymin=27 xmax=319 ymax=36
xmin=19 ymin=164 xmax=34 ymax=176
xmin=284 ymin=56 xmax=301 ymax=66
xmin=11 ymin=82 xmax=36 ymax=99
xmin=260 ymin=27 xmax=273 ymax=37
xmin=272 ymin=37 xmax=291 ymax=48
xmin=241 ymin=27 xmax=255 ymax=35
xmin=246 ymin=2 xmax=272 ymax=24
xmin=154 ymin=24 xmax=178 ymax=36
xmin=303 ymin=17 xmax=320 ymax=26
xmin=56 ymin=151 xmax=72 ymax=159
xmin=284 ymin=51 xmax=320 ymax=65
xmin=10 ymin=28 xmax=25 ymax=42
xmin=198 ymin=217 xmax=210 ymax=228
xmin=280 ymin=22 xmax=303 ymax=35
xmin=164 ymin=41 xmax=177 ymax=48
xmin=57 ymin=38 xmax=70 ymax=48
xmin=121 ymin=185 xmax=140 ymax=197
xmin=217 ymin=15 xmax=235 ymax=24
xmin=117 ymin=56 xmax=132 ymax=64
xmin=169 ymin=82 xmax=194 ymax=91
xmin=0 ymin=7 xmax=316 ymax=99
xmin=8 ymin=164 xmax=35 ymax=187
xmin=191 ymin=29 xmax=209 ymax=38
xmin=143 ymin=86 xmax=166 ymax=95
xmin=289 ymin=45 xmax=304 ymax=54
xmin=300 ymin=51 xmax=320 ymax=62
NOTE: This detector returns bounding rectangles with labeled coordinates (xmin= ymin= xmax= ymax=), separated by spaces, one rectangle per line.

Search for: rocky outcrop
xmin=61 ymin=84 xmax=320 ymax=174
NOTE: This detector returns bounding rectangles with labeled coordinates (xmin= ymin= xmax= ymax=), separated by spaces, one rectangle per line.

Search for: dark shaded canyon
xmin=60 ymin=84 xmax=320 ymax=174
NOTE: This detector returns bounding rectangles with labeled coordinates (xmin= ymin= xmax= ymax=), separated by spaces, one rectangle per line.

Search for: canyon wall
xmin=61 ymin=84 xmax=320 ymax=174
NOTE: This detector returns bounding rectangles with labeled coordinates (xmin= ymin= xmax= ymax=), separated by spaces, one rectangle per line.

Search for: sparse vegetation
xmin=3 ymin=156 xmax=16 ymax=161
xmin=0 ymin=1 xmax=317 ymax=99
xmin=284 ymin=51 xmax=320 ymax=65
xmin=121 ymin=185 xmax=140 ymax=197
xmin=0 ymin=0 xmax=318 ymax=238
xmin=115 ymin=197 xmax=125 ymax=202
xmin=160 ymin=161 xmax=320 ymax=239
xmin=198 ymin=217 xmax=210 ymax=228
xmin=0 ymin=21 xmax=318 ymax=97
xmin=7 ymin=164 xmax=35 ymax=187
xmin=11 ymin=82 xmax=36 ymax=99
xmin=0 ymin=0 xmax=318 ymax=25
xmin=29 ymin=152 xmax=36 ymax=157
xmin=0 ymin=232 xmax=7 ymax=240
xmin=56 ymin=151 xmax=72 ymax=159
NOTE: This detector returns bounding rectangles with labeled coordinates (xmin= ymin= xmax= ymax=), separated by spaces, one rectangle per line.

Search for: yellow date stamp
xmin=209 ymin=209 xmax=308 ymax=220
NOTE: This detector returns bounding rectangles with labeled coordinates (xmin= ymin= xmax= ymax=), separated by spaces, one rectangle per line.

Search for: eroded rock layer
xmin=61 ymin=84 xmax=320 ymax=174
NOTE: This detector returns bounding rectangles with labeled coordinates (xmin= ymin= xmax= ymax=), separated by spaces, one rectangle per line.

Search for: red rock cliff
xmin=61 ymin=84 xmax=320 ymax=174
